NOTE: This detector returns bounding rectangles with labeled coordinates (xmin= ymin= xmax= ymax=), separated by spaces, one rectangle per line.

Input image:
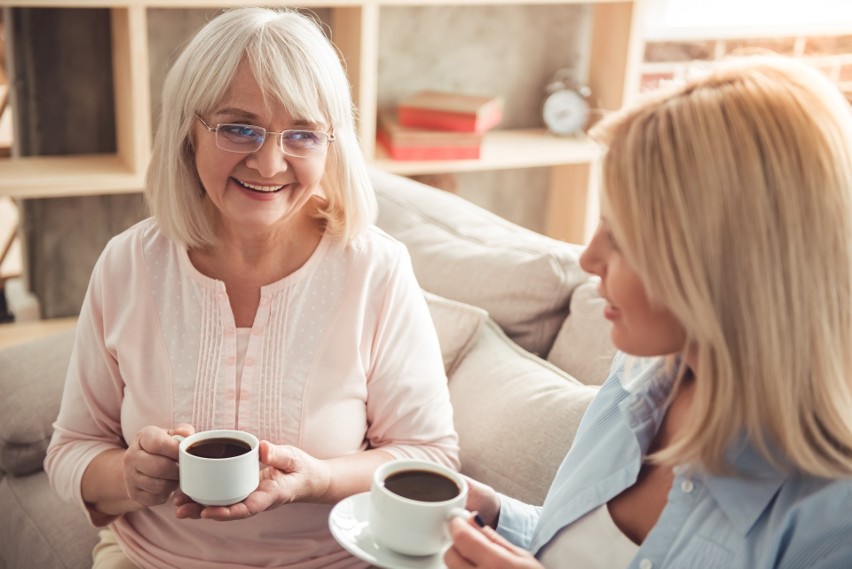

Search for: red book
xmin=398 ymin=90 xmax=504 ymax=134
xmin=377 ymin=112 xmax=483 ymax=161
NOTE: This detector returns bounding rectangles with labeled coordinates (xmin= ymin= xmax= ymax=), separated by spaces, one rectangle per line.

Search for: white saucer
xmin=329 ymin=492 xmax=448 ymax=569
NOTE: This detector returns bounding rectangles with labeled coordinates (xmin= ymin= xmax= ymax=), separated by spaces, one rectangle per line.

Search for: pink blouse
xmin=45 ymin=218 xmax=459 ymax=569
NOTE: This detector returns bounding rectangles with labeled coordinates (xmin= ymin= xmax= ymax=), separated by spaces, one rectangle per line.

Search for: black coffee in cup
xmin=383 ymin=469 xmax=461 ymax=502
xmin=187 ymin=437 xmax=252 ymax=459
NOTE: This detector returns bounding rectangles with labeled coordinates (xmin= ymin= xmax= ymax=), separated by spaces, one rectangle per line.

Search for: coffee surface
xmin=187 ymin=438 xmax=251 ymax=459
xmin=383 ymin=469 xmax=460 ymax=502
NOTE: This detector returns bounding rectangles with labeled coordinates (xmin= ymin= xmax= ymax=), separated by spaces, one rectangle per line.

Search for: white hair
xmin=146 ymin=7 xmax=376 ymax=248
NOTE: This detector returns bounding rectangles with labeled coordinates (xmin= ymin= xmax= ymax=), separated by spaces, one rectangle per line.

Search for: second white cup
xmin=177 ymin=429 xmax=259 ymax=507
xmin=369 ymin=459 xmax=468 ymax=557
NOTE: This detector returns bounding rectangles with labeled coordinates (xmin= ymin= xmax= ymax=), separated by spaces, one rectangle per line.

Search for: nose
xmin=244 ymin=135 xmax=290 ymax=178
xmin=579 ymin=224 xmax=605 ymax=277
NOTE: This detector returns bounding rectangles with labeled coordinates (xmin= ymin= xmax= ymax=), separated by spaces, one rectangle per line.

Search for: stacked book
xmin=377 ymin=90 xmax=504 ymax=161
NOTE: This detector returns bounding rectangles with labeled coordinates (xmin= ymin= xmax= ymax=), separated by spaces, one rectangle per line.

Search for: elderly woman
xmin=446 ymin=56 xmax=852 ymax=568
xmin=45 ymin=8 xmax=458 ymax=568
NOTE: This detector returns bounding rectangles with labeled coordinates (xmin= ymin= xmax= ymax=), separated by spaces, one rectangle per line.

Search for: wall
xmin=379 ymin=4 xmax=587 ymax=235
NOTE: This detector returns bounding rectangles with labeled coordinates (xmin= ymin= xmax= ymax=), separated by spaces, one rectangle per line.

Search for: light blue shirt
xmin=497 ymin=352 xmax=852 ymax=568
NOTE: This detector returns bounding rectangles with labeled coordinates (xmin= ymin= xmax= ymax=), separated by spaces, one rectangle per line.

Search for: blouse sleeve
xmin=44 ymin=243 xmax=129 ymax=527
xmin=362 ymin=244 xmax=460 ymax=469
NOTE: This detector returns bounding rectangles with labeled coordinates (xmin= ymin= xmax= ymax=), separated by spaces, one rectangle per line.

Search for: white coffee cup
xmin=176 ymin=429 xmax=259 ymax=507
xmin=369 ymin=459 xmax=468 ymax=557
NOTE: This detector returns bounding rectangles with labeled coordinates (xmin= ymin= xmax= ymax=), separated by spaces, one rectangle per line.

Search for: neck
xmin=191 ymin=199 xmax=325 ymax=285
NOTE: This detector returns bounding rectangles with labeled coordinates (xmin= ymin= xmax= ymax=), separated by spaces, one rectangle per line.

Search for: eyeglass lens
xmin=216 ymin=124 xmax=331 ymax=157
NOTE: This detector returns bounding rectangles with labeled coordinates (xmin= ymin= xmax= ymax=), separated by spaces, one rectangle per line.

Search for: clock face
xmin=543 ymin=89 xmax=589 ymax=136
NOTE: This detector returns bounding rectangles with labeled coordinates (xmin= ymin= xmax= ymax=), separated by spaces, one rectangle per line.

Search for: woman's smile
xmin=233 ymin=177 xmax=288 ymax=193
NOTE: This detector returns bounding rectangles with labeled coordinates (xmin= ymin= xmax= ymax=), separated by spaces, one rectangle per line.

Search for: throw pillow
xmin=547 ymin=280 xmax=616 ymax=385
xmin=423 ymin=291 xmax=488 ymax=376
xmin=0 ymin=329 xmax=75 ymax=476
xmin=448 ymin=318 xmax=598 ymax=506
xmin=371 ymin=168 xmax=588 ymax=358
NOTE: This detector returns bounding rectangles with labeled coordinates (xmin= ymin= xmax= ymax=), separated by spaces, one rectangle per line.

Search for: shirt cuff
xmin=495 ymin=494 xmax=542 ymax=550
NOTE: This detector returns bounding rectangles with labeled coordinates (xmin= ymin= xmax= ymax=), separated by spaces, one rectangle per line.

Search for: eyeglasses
xmin=195 ymin=114 xmax=334 ymax=158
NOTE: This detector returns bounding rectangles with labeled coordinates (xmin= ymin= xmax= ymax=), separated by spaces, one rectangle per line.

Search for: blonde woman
xmin=446 ymin=56 xmax=852 ymax=568
xmin=45 ymin=8 xmax=458 ymax=568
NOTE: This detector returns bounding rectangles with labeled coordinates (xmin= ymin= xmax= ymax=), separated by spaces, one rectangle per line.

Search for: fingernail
xmin=473 ymin=513 xmax=485 ymax=528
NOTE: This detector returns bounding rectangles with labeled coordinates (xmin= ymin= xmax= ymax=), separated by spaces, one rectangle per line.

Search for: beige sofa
xmin=0 ymin=170 xmax=616 ymax=569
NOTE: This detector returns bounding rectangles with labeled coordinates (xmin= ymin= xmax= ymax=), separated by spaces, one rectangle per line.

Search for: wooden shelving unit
xmin=0 ymin=0 xmax=642 ymax=243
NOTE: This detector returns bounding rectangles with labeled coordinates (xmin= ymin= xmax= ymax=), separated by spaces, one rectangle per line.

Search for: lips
xmin=598 ymin=288 xmax=619 ymax=319
xmin=233 ymin=178 xmax=286 ymax=193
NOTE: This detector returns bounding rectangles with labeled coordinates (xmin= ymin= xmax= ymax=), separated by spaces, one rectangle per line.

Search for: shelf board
xmin=378 ymin=0 xmax=617 ymax=5
xmin=3 ymin=0 xmax=625 ymax=5
xmin=372 ymin=128 xmax=600 ymax=175
xmin=3 ymin=0 xmax=365 ymax=6
xmin=0 ymin=155 xmax=145 ymax=198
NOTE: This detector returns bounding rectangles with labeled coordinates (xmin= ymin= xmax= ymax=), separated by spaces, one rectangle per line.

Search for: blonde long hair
xmin=146 ymin=7 xmax=376 ymax=248
xmin=590 ymin=56 xmax=852 ymax=477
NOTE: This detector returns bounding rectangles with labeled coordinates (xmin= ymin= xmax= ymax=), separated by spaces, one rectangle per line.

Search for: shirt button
xmin=681 ymin=479 xmax=694 ymax=493
xmin=245 ymin=357 xmax=255 ymax=367
xmin=225 ymin=389 xmax=236 ymax=401
xmin=639 ymin=559 xmax=653 ymax=569
xmin=226 ymin=356 xmax=236 ymax=366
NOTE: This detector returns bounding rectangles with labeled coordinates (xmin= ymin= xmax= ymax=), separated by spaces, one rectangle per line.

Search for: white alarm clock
xmin=542 ymin=70 xmax=591 ymax=137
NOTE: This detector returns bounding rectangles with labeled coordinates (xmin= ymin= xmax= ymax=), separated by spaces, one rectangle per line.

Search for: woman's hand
xmin=444 ymin=516 xmax=543 ymax=569
xmin=464 ymin=476 xmax=502 ymax=528
xmin=175 ymin=441 xmax=331 ymax=521
xmin=124 ymin=423 xmax=194 ymax=508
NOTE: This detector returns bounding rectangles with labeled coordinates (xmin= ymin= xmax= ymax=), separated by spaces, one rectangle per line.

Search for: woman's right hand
xmin=123 ymin=424 xmax=194 ymax=507
xmin=445 ymin=516 xmax=543 ymax=569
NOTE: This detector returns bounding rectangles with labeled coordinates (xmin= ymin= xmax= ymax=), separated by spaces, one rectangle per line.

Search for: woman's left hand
xmin=174 ymin=441 xmax=331 ymax=521
xmin=444 ymin=516 xmax=543 ymax=569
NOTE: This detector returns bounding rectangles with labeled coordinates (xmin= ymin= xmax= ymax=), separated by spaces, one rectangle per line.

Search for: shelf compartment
xmin=0 ymin=154 xmax=145 ymax=198
xmin=372 ymin=128 xmax=601 ymax=175
xmin=0 ymin=6 xmax=150 ymax=199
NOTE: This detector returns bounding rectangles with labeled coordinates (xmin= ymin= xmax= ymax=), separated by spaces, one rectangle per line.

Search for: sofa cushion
xmin=547 ymin=280 xmax=617 ymax=386
xmin=0 ymin=329 xmax=75 ymax=476
xmin=371 ymin=168 xmax=589 ymax=358
xmin=424 ymin=291 xmax=488 ymax=376
xmin=0 ymin=472 xmax=98 ymax=569
xmin=448 ymin=318 xmax=598 ymax=506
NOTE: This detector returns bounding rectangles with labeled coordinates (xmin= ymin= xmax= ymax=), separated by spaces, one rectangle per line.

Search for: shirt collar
xmin=698 ymin=437 xmax=788 ymax=535
xmin=620 ymin=353 xmax=790 ymax=535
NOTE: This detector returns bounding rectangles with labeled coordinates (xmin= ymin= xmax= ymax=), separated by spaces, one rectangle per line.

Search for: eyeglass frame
xmin=194 ymin=113 xmax=335 ymax=158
